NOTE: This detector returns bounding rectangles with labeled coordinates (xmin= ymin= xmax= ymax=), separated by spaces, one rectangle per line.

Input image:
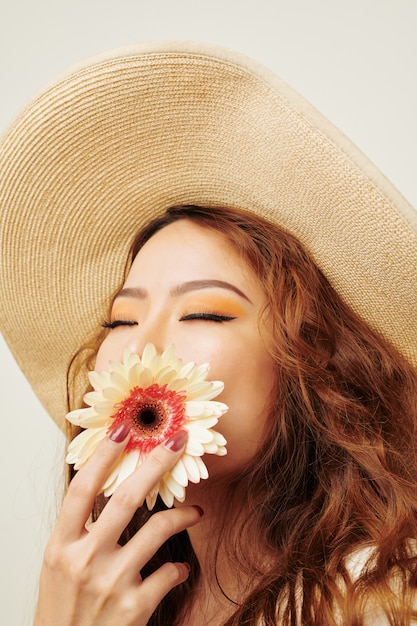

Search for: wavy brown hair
xmin=68 ymin=205 xmax=417 ymax=624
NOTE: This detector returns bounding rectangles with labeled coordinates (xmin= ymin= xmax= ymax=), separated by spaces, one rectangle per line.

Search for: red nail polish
xmin=109 ymin=420 xmax=131 ymax=443
xmin=193 ymin=505 xmax=204 ymax=517
xmin=164 ymin=428 xmax=188 ymax=452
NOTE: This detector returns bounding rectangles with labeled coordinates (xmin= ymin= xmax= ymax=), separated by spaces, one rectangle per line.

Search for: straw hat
xmin=1 ymin=41 xmax=416 ymax=431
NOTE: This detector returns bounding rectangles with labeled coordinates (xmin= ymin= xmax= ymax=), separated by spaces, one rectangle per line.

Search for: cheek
xmin=94 ymin=341 xmax=110 ymax=372
xmin=94 ymin=334 xmax=123 ymax=372
xmin=210 ymin=328 xmax=275 ymax=410
xmin=208 ymin=345 xmax=276 ymax=468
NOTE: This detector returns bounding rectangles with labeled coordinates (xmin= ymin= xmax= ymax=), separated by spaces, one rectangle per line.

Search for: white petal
xmin=142 ymin=343 xmax=157 ymax=367
xmin=66 ymin=427 xmax=103 ymax=456
xmin=194 ymin=456 xmax=209 ymax=479
xmin=161 ymin=348 xmax=183 ymax=373
xmin=186 ymin=422 xmax=217 ymax=442
xmin=109 ymin=359 xmax=129 ymax=377
xmin=163 ymin=473 xmax=186 ymax=500
xmin=136 ymin=368 xmax=154 ymax=389
xmin=183 ymin=381 xmax=213 ymax=400
xmin=181 ymin=454 xmax=202 ymax=483
xmin=202 ymin=441 xmax=219 ymax=454
xmin=103 ymin=476 xmax=118 ymax=497
xmin=83 ymin=391 xmax=105 ymax=406
xmin=117 ymin=449 xmax=141 ymax=483
xmin=108 ymin=370 xmax=132 ymax=393
xmin=123 ymin=348 xmax=140 ymax=368
xmin=101 ymin=450 xmax=140 ymax=495
xmin=102 ymin=387 xmax=124 ymax=403
xmin=178 ymin=361 xmax=195 ymax=378
xmin=74 ymin=411 xmax=108 ymax=428
xmin=188 ymin=415 xmax=219 ymax=429
xmin=183 ymin=401 xmax=206 ymax=418
xmin=204 ymin=380 xmax=225 ymax=400
xmin=161 ymin=344 xmax=177 ymax=364
xmin=102 ymin=466 xmax=122 ymax=495
xmin=102 ymin=456 xmax=139 ymax=496
xmin=170 ymin=458 xmax=189 ymax=487
xmin=88 ymin=370 xmax=112 ymax=391
xmin=185 ymin=381 xmax=225 ymax=401
xmin=186 ymin=362 xmax=210 ymax=383
xmin=66 ymin=406 xmax=94 ymax=425
xmin=166 ymin=377 xmax=189 ymax=392
xmin=212 ymin=430 xmax=227 ymax=446
xmin=148 ymin=354 xmax=164 ymax=376
xmin=158 ymin=480 xmax=175 ymax=508
xmin=185 ymin=438 xmax=204 ymax=456
xmin=201 ymin=401 xmax=229 ymax=417
xmin=94 ymin=402 xmax=118 ymax=416
xmin=128 ymin=361 xmax=145 ymax=386
xmin=216 ymin=446 xmax=228 ymax=456
xmin=66 ymin=428 xmax=107 ymax=466
xmin=168 ymin=358 xmax=183 ymax=373
xmin=155 ymin=368 xmax=180 ymax=386
xmin=184 ymin=400 xmax=227 ymax=419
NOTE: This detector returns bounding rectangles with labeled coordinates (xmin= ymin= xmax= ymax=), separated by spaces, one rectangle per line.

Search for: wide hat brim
xmin=1 ymin=40 xmax=416 ymax=430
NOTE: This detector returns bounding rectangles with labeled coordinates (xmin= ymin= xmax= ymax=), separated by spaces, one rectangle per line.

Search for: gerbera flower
xmin=65 ymin=343 xmax=228 ymax=509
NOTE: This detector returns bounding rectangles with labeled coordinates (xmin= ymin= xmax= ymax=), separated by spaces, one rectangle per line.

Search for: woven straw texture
xmin=1 ymin=42 xmax=416 ymax=429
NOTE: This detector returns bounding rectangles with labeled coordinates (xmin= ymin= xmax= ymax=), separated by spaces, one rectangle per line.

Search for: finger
xmin=119 ymin=506 xmax=202 ymax=573
xmin=55 ymin=422 xmax=131 ymax=541
xmin=92 ymin=429 xmax=188 ymax=545
xmin=135 ymin=561 xmax=191 ymax=618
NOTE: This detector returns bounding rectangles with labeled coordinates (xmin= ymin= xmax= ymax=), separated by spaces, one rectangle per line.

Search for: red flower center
xmin=109 ymin=384 xmax=186 ymax=453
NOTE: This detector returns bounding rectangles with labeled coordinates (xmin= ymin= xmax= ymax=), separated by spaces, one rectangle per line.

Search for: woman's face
xmin=95 ymin=220 xmax=276 ymax=475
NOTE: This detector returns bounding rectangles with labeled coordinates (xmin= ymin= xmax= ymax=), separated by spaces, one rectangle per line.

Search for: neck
xmin=175 ymin=481 xmax=260 ymax=624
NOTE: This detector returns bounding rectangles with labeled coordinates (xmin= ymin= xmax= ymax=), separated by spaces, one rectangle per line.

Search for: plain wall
xmin=1 ymin=1 xmax=416 ymax=624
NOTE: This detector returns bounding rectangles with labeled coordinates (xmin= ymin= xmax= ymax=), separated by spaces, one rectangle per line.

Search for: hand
xmin=33 ymin=426 xmax=201 ymax=626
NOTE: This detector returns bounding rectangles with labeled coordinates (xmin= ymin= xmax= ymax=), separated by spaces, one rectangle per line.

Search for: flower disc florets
xmin=113 ymin=384 xmax=187 ymax=453
xmin=65 ymin=344 xmax=228 ymax=509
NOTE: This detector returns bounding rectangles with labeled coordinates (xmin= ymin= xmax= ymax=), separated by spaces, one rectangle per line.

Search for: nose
xmin=123 ymin=316 xmax=171 ymax=359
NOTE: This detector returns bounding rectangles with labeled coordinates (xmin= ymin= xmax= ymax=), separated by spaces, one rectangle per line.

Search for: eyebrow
xmin=114 ymin=280 xmax=252 ymax=303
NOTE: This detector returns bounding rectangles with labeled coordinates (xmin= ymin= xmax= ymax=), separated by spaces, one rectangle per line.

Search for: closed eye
xmin=101 ymin=319 xmax=138 ymax=330
xmin=180 ymin=312 xmax=236 ymax=322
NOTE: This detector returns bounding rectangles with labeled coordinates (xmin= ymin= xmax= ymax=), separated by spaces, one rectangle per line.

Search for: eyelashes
xmin=101 ymin=319 xmax=138 ymax=330
xmin=101 ymin=310 xmax=236 ymax=329
xmin=179 ymin=312 xmax=236 ymax=322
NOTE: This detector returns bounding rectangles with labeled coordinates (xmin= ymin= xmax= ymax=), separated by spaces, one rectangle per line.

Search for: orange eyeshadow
xmin=182 ymin=294 xmax=246 ymax=317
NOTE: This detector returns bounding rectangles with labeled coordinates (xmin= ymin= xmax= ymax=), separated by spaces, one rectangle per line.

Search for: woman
xmin=1 ymin=42 xmax=417 ymax=624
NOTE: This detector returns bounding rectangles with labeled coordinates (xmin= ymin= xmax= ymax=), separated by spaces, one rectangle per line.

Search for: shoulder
xmin=344 ymin=542 xmax=417 ymax=625
xmin=345 ymin=544 xmax=376 ymax=581
xmin=261 ymin=544 xmax=417 ymax=625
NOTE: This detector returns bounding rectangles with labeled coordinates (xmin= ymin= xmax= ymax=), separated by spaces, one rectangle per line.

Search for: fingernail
xmin=193 ymin=505 xmax=204 ymax=517
xmin=164 ymin=428 xmax=188 ymax=452
xmin=109 ymin=420 xmax=132 ymax=443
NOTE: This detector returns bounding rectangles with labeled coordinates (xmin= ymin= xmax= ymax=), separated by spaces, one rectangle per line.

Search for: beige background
xmin=1 ymin=1 xmax=416 ymax=624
